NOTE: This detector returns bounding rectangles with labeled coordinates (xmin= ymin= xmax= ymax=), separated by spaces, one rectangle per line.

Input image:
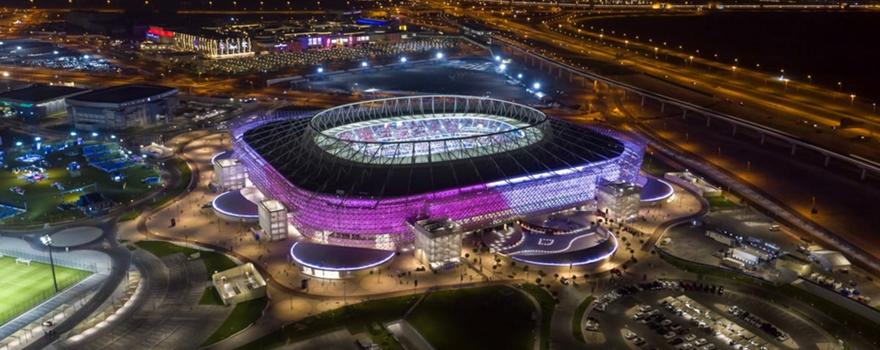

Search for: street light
xmin=436 ymin=52 xmax=444 ymax=59
xmin=40 ymin=235 xmax=59 ymax=293
xmin=361 ymin=61 xmax=368 ymax=68
xmin=850 ymin=94 xmax=856 ymax=105
xmin=532 ymin=82 xmax=541 ymax=90
xmin=400 ymin=56 xmax=408 ymax=63
xmin=316 ymin=67 xmax=324 ymax=73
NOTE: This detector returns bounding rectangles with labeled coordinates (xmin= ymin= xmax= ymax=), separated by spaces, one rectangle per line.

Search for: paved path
xmin=52 ymin=250 xmax=229 ymax=350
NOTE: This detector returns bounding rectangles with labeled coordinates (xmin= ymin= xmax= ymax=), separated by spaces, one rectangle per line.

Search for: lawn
xmin=520 ymin=283 xmax=555 ymax=350
xmin=200 ymin=286 xmax=225 ymax=305
xmin=0 ymin=143 xmax=162 ymax=225
xmin=0 ymin=256 xmax=92 ymax=324
xmin=239 ymin=294 xmax=420 ymax=350
xmin=134 ymin=241 xmax=238 ymax=278
xmin=641 ymin=153 xmax=681 ymax=177
xmin=201 ymin=297 xmax=268 ymax=346
xmin=707 ymin=195 xmax=741 ymax=211
xmin=408 ymin=286 xmax=537 ymax=350
xmin=572 ymin=295 xmax=595 ymax=343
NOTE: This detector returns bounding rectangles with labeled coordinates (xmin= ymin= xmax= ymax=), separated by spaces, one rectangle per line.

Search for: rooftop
xmin=0 ymin=84 xmax=87 ymax=103
xmin=289 ymin=241 xmax=395 ymax=271
xmin=67 ymin=84 xmax=176 ymax=104
xmin=243 ymin=117 xmax=627 ymax=198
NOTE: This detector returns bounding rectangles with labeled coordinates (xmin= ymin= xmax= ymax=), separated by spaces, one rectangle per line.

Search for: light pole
xmin=41 ymin=235 xmax=59 ymax=293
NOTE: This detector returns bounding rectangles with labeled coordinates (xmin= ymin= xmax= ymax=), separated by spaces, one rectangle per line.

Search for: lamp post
xmin=40 ymin=235 xmax=59 ymax=293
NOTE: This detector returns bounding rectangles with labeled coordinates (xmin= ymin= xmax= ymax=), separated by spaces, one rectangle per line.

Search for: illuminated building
xmin=231 ymin=95 xmax=645 ymax=250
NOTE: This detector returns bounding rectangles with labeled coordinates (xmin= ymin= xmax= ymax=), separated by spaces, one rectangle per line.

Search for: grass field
xmin=0 ymin=256 xmax=92 ymax=324
xmin=408 ymin=286 xmax=537 ymax=350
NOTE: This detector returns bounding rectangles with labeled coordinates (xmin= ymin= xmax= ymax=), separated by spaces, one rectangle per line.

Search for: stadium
xmin=230 ymin=95 xmax=646 ymax=256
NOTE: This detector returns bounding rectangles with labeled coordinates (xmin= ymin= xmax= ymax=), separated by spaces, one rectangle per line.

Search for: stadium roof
xmin=243 ymin=117 xmax=625 ymax=198
xmin=0 ymin=84 xmax=88 ymax=104
xmin=67 ymin=84 xmax=176 ymax=104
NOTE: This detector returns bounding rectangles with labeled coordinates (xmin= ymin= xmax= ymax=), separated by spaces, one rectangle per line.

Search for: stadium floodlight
xmin=400 ymin=57 xmax=408 ymax=63
xmin=533 ymin=82 xmax=542 ymax=90
xmin=317 ymin=67 xmax=324 ymax=73
xmin=40 ymin=235 xmax=59 ymax=293
xmin=436 ymin=52 xmax=444 ymax=59
xmin=361 ymin=61 xmax=368 ymax=68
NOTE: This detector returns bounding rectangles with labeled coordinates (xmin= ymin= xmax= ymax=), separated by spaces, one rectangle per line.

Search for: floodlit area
xmin=0 ymin=256 xmax=91 ymax=324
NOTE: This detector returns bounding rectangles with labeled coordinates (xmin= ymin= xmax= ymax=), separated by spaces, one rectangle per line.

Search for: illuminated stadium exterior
xmin=233 ymin=95 xmax=645 ymax=249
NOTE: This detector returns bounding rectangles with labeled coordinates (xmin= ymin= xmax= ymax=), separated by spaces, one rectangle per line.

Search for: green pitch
xmin=0 ymin=256 xmax=92 ymax=325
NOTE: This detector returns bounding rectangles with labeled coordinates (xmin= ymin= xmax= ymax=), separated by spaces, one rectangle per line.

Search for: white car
xmin=684 ymin=334 xmax=697 ymax=342
xmin=694 ymin=338 xmax=708 ymax=346
xmin=623 ymin=329 xmax=637 ymax=340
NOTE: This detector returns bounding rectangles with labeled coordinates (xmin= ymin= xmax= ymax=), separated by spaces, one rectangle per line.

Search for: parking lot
xmin=588 ymin=281 xmax=836 ymax=350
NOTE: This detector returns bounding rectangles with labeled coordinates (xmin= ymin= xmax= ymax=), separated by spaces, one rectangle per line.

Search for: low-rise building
xmin=810 ymin=250 xmax=851 ymax=273
xmin=258 ymin=199 xmax=288 ymax=241
xmin=213 ymin=157 xmax=247 ymax=191
xmin=411 ymin=217 xmax=463 ymax=270
xmin=66 ymin=84 xmax=178 ymax=130
xmin=0 ymin=84 xmax=88 ymax=119
xmin=211 ymin=263 xmax=267 ymax=305
xmin=596 ymin=181 xmax=641 ymax=223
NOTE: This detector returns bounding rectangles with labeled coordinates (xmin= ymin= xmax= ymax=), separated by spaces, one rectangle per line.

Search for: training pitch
xmin=0 ymin=256 xmax=91 ymax=324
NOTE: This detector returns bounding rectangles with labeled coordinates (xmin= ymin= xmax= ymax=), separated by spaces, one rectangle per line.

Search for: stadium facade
xmin=232 ymin=95 xmax=644 ymax=250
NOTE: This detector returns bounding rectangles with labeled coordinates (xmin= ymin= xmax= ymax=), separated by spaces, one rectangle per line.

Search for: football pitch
xmin=0 ymin=256 xmax=92 ymax=325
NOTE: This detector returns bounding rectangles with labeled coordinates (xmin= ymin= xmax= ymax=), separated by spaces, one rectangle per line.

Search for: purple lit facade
xmin=232 ymin=98 xmax=645 ymax=249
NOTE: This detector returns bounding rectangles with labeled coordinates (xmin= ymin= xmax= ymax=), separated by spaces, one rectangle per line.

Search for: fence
xmin=0 ymin=247 xmax=99 ymax=273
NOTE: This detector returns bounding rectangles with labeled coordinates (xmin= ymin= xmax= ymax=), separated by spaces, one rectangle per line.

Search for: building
xmin=730 ymin=247 xmax=761 ymax=265
xmin=146 ymin=26 xmax=254 ymax=59
xmin=810 ymin=250 xmax=851 ymax=273
xmin=0 ymin=84 xmax=88 ymax=119
xmin=212 ymin=155 xmax=247 ymax=191
xmin=258 ymin=199 xmax=288 ymax=241
xmin=233 ymin=96 xmax=644 ymax=250
xmin=596 ymin=181 xmax=641 ymax=223
xmin=211 ymin=263 xmax=267 ymax=305
xmin=775 ymin=254 xmax=812 ymax=276
xmin=66 ymin=84 xmax=178 ymax=130
xmin=705 ymin=229 xmax=736 ymax=246
xmin=411 ymin=217 xmax=463 ymax=270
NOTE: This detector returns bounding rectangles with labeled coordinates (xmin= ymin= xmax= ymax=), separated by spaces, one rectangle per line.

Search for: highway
xmin=419 ymin=2 xmax=880 ymax=164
